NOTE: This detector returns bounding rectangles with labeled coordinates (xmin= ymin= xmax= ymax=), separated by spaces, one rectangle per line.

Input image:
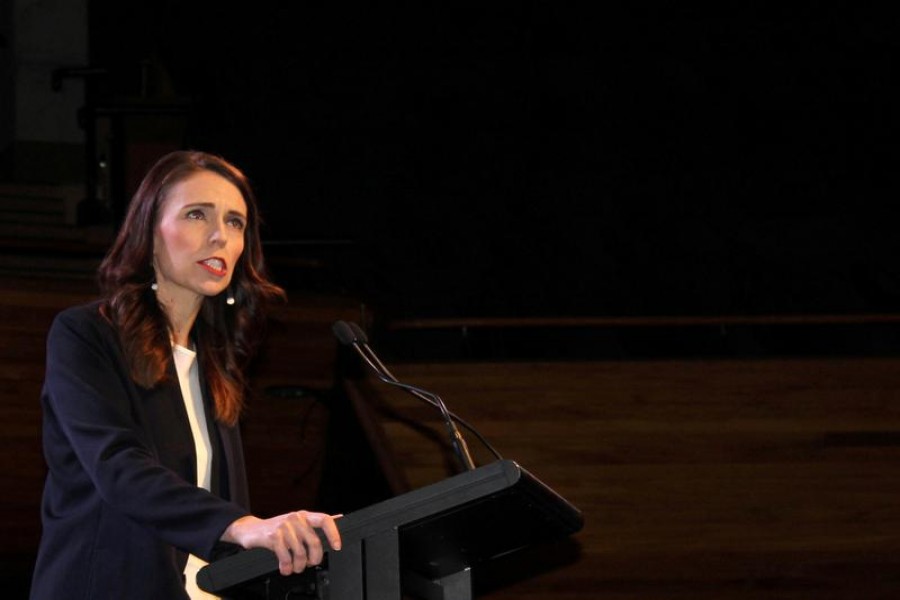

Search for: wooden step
xmin=0 ymin=183 xmax=83 ymax=227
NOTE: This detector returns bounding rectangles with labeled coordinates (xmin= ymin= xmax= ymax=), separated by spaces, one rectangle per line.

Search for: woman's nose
xmin=209 ymin=221 xmax=228 ymax=246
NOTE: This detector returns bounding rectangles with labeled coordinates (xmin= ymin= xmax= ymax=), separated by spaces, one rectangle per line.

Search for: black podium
xmin=197 ymin=459 xmax=583 ymax=599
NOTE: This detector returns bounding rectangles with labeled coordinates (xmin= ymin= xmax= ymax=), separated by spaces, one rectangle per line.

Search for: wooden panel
xmin=241 ymin=296 xmax=363 ymax=517
xmin=352 ymin=359 xmax=900 ymax=599
xmin=0 ymin=279 xmax=99 ymax=595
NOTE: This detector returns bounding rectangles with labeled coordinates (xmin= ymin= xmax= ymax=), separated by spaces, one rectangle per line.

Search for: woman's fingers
xmin=277 ymin=511 xmax=340 ymax=574
xmin=224 ymin=511 xmax=343 ymax=575
xmin=269 ymin=527 xmax=296 ymax=576
xmin=293 ymin=513 xmax=324 ymax=566
xmin=304 ymin=511 xmax=343 ymax=551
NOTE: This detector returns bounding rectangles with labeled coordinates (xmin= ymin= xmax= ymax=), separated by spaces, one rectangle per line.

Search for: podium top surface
xmin=198 ymin=459 xmax=583 ymax=594
xmin=341 ymin=459 xmax=581 ymax=540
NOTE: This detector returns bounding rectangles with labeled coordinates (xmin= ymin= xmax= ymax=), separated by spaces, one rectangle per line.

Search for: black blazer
xmin=30 ymin=302 xmax=252 ymax=600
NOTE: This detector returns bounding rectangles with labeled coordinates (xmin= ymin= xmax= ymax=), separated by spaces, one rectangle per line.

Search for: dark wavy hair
xmin=97 ymin=150 xmax=285 ymax=426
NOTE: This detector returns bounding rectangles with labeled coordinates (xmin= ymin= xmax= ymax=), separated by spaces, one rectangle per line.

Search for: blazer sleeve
xmin=42 ymin=305 xmax=250 ymax=560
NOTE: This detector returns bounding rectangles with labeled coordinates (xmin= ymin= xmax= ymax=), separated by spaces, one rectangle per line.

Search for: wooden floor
xmin=3 ymin=276 xmax=900 ymax=598
xmin=349 ymin=358 xmax=900 ymax=599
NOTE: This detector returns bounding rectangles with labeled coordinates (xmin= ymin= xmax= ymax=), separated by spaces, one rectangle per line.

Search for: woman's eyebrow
xmin=184 ymin=202 xmax=247 ymax=219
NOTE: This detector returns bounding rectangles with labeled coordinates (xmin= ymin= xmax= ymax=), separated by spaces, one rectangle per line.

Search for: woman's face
xmin=152 ymin=170 xmax=248 ymax=310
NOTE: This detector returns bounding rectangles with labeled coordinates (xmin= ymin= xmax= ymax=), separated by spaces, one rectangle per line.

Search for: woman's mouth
xmin=198 ymin=258 xmax=227 ymax=277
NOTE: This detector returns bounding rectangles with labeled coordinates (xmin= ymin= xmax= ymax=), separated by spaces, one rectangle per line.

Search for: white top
xmin=172 ymin=344 xmax=220 ymax=600
xmin=173 ymin=344 xmax=212 ymax=490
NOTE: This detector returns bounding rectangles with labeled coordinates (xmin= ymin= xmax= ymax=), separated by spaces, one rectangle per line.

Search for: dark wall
xmin=86 ymin=3 xmax=900 ymax=319
xmin=0 ymin=0 xmax=14 ymax=176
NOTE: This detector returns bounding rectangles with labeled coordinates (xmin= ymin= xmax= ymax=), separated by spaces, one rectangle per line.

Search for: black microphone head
xmin=332 ymin=320 xmax=356 ymax=346
xmin=348 ymin=322 xmax=369 ymax=344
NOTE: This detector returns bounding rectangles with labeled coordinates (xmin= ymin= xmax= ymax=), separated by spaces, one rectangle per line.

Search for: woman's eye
xmin=186 ymin=209 xmax=205 ymax=220
xmin=228 ymin=217 xmax=246 ymax=230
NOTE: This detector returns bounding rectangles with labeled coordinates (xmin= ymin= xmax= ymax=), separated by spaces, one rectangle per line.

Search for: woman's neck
xmin=160 ymin=297 xmax=203 ymax=348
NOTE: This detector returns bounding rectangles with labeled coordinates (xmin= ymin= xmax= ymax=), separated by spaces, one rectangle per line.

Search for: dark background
xmin=4 ymin=7 xmax=900 ymax=598
xmin=86 ymin=2 xmax=900 ymax=320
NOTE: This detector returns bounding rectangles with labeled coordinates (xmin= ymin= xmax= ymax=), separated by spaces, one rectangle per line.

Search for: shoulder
xmin=52 ymin=299 xmax=109 ymax=329
xmin=55 ymin=299 xmax=106 ymax=321
xmin=48 ymin=300 xmax=117 ymax=348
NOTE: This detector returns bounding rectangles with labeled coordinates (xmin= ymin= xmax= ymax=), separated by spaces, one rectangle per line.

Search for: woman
xmin=30 ymin=151 xmax=341 ymax=600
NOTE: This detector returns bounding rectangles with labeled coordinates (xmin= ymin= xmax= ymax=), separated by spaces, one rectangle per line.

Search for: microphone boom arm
xmin=333 ymin=320 xmax=501 ymax=471
xmin=349 ymin=341 xmax=477 ymax=471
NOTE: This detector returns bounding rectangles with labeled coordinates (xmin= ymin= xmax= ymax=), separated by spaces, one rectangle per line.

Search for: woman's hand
xmin=222 ymin=511 xmax=342 ymax=575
